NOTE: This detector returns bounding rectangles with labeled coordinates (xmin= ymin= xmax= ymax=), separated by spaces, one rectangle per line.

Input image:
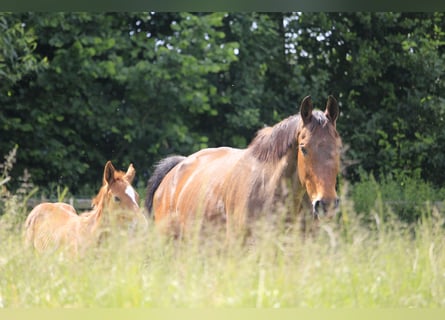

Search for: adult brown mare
xmin=145 ymin=96 xmax=342 ymax=238
xmin=25 ymin=161 xmax=147 ymax=255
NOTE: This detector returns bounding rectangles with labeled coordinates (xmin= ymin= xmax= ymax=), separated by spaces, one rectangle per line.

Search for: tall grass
xmin=1 ymin=197 xmax=444 ymax=308
xmin=1 ymin=149 xmax=444 ymax=308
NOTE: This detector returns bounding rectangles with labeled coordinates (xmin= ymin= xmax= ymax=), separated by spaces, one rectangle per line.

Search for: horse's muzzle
xmin=312 ymin=198 xmax=339 ymax=219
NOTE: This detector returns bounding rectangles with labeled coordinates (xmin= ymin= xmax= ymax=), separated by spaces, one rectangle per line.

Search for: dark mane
xmin=145 ymin=155 xmax=186 ymax=216
xmin=248 ymin=110 xmax=331 ymax=162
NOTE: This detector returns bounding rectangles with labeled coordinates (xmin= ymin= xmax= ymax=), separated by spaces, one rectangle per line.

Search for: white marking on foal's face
xmin=125 ymin=185 xmax=138 ymax=206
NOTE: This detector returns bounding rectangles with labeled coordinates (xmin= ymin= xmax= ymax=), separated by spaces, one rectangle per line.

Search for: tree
xmin=0 ymin=13 xmax=46 ymax=91
xmin=288 ymin=12 xmax=445 ymax=185
xmin=2 ymin=12 xmax=445 ymax=197
xmin=220 ymin=13 xmax=292 ymax=146
xmin=1 ymin=12 xmax=238 ymax=193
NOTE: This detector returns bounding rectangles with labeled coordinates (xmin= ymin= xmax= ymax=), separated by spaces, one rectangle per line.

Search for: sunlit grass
xmin=1 ymin=198 xmax=445 ymax=308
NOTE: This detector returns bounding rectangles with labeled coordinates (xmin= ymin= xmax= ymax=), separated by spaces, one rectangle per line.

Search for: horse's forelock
xmin=309 ymin=110 xmax=339 ymax=139
xmin=310 ymin=110 xmax=329 ymax=128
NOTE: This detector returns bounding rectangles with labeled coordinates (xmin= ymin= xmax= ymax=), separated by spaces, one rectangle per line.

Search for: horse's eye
xmin=114 ymin=196 xmax=121 ymax=202
xmin=300 ymin=146 xmax=308 ymax=156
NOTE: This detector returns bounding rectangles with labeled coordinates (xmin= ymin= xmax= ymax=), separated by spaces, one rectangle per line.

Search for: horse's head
xmin=297 ymin=96 xmax=342 ymax=219
xmin=96 ymin=161 xmax=147 ymax=228
xmin=102 ymin=161 xmax=139 ymax=211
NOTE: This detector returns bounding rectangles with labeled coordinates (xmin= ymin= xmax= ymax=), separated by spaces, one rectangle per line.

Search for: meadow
xmin=1 ymin=189 xmax=444 ymax=308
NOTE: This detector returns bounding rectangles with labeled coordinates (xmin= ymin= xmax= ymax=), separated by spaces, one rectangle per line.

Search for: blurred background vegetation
xmin=2 ymin=12 xmax=445 ymax=222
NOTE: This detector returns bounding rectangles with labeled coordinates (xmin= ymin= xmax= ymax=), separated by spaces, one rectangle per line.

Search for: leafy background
xmin=2 ymin=12 xmax=445 ymax=198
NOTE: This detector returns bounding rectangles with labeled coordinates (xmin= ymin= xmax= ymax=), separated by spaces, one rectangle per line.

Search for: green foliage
xmin=1 ymin=12 xmax=445 ymax=209
xmin=0 ymin=13 xmax=46 ymax=89
xmin=289 ymin=12 xmax=445 ymax=185
xmin=220 ymin=13 xmax=293 ymax=147
xmin=0 ymin=12 xmax=239 ymax=193
xmin=352 ymin=171 xmax=445 ymax=223
xmin=0 ymin=146 xmax=38 ymax=226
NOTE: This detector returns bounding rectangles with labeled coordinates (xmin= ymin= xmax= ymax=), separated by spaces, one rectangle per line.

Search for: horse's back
xmin=24 ymin=202 xmax=78 ymax=252
xmin=25 ymin=202 xmax=77 ymax=226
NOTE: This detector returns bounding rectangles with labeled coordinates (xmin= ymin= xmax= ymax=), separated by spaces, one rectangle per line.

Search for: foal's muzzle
xmin=312 ymin=198 xmax=340 ymax=218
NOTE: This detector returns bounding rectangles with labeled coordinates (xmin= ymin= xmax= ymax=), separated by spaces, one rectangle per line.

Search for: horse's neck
xmin=270 ymin=147 xmax=305 ymax=197
xmin=82 ymin=199 xmax=106 ymax=232
xmin=282 ymin=146 xmax=298 ymax=179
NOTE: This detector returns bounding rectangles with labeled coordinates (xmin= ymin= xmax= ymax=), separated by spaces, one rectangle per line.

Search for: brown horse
xmin=25 ymin=161 xmax=147 ymax=255
xmin=145 ymin=96 xmax=342 ymax=238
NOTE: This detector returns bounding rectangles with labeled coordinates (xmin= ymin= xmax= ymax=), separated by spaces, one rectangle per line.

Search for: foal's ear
xmin=103 ymin=161 xmax=116 ymax=185
xmin=124 ymin=163 xmax=136 ymax=184
xmin=325 ymin=95 xmax=339 ymax=126
xmin=300 ymin=95 xmax=313 ymax=125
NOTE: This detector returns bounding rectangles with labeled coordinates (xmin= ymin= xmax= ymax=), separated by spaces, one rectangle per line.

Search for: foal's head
xmin=93 ymin=161 xmax=141 ymax=224
xmin=297 ymin=96 xmax=342 ymax=218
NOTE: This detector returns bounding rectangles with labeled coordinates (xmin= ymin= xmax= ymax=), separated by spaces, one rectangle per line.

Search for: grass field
xmin=1 ymin=194 xmax=444 ymax=309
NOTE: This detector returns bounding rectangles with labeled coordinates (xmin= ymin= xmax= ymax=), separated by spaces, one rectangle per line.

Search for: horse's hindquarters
xmin=24 ymin=203 xmax=79 ymax=253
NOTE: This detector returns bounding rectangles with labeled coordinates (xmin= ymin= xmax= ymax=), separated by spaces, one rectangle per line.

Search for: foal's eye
xmin=300 ymin=146 xmax=308 ymax=156
xmin=113 ymin=196 xmax=121 ymax=202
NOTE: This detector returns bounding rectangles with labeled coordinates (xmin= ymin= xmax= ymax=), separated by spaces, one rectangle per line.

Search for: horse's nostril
xmin=312 ymin=197 xmax=340 ymax=218
xmin=313 ymin=200 xmax=323 ymax=214
xmin=335 ymin=197 xmax=340 ymax=208
xmin=313 ymin=199 xmax=338 ymax=216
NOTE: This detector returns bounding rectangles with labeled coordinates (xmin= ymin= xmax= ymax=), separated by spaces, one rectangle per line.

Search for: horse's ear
xmin=325 ymin=95 xmax=339 ymax=126
xmin=300 ymin=95 xmax=313 ymax=125
xmin=124 ymin=163 xmax=136 ymax=184
xmin=103 ymin=161 xmax=116 ymax=186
